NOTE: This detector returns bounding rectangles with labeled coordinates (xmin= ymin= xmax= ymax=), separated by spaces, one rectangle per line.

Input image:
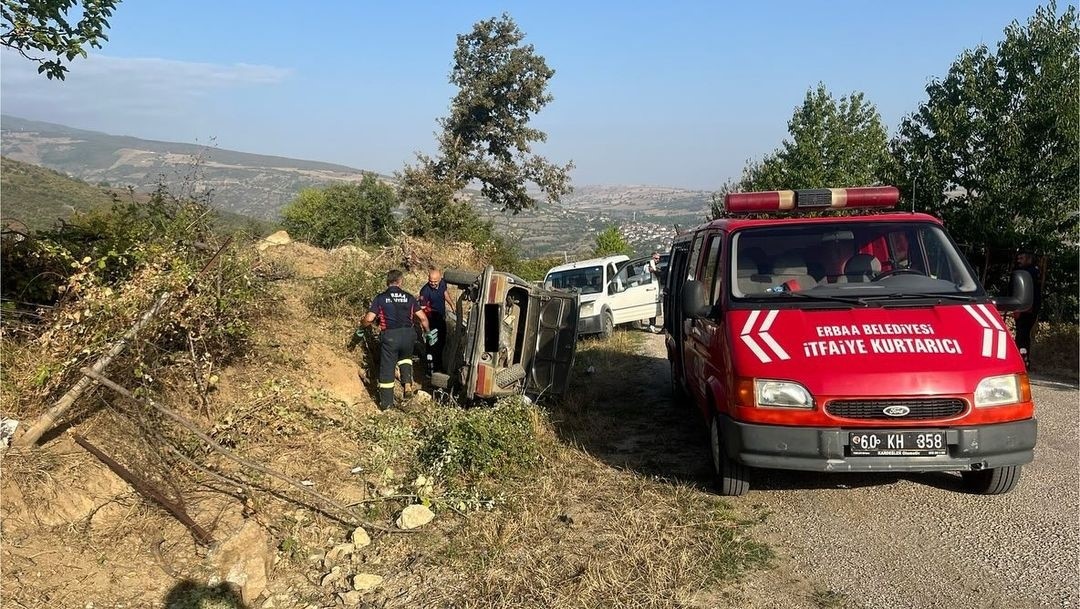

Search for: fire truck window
xmin=687 ymin=235 xmax=705 ymax=280
xmin=700 ymin=236 xmax=722 ymax=305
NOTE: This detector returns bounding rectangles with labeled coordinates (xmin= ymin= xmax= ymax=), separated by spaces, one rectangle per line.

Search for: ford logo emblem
xmin=883 ymin=405 xmax=911 ymax=417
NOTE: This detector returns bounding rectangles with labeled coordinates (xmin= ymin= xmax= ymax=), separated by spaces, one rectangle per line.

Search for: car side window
xmin=687 ymin=235 xmax=705 ymax=280
xmin=700 ymin=235 xmax=723 ymax=304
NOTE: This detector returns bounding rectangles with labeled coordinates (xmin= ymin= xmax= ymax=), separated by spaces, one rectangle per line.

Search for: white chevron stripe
xmin=982 ymin=328 xmax=993 ymax=358
xmin=760 ymin=309 xmax=779 ymax=332
xmin=963 ymin=304 xmax=991 ymax=328
xmin=741 ymin=334 xmax=772 ymax=363
xmin=760 ymin=332 xmax=790 ymax=360
xmin=996 ymin=330 xmax=1007 ymax=359
xmin=740 ymin=310 xmax=760 ymax=336
xmin=977 ymin=304 xmax=1005 ymax=331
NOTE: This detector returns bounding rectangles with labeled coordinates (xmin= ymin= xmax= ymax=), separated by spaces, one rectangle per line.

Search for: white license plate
xmin=849 ymin=431 xmax=947 ymax=456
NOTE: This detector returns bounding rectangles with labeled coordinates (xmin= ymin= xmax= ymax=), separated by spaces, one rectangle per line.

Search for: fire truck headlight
xmin=754 ymin=380 xmax=814 ymax=409
xmin=974 ymin=374 xmax=1023 ymax=407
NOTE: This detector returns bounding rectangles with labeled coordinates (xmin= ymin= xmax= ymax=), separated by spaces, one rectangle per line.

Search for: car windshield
xmin=730 ymin=221 xmax=981 ymax=302
xmin=546 ymin=265 xmax=604 ymax=294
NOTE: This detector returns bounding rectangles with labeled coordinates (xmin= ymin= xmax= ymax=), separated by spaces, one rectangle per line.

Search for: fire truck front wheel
xmin=961 ymin=465 xmax=1022 ymax=495
xmin=710 ymin=416 xmax=750 ymax=496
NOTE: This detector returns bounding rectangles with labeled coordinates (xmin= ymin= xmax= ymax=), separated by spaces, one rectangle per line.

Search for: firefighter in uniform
xmin=360 ymin=270 xmax=431 ymax=410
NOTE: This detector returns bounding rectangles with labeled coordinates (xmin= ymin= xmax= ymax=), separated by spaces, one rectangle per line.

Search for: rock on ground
xmin=395 ymin=504 xmax=434 ymax=530
xmin=352 ymin=573 xmax=383 ymax=591
xmin=212 ymin=520 xmax=274 ymax=604
xmin=351 ymin=526 xmax=371 ymax=548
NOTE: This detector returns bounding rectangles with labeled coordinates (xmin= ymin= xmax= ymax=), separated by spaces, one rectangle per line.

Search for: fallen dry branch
xmin=71 ymin=432 xmax=215 ymax=546
xmin=15 ymin=292 xmax=172 ymax=448
xmin=81 ymin=368 xmax=404 ymax=533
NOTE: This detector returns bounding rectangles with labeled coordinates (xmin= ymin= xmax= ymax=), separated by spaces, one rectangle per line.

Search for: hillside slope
xmin=1 ymin=156 xmax=117 ymax=230
xmin=1 ymin=115 xmax=711 ymax=255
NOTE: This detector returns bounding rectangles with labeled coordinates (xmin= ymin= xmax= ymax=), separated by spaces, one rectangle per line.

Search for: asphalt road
xmin=638 ymin=333 xmax=1079 ymax=609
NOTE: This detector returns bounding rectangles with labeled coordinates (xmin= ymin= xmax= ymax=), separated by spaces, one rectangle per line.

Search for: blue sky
xmin=0 ymin=0 xmax=1049 ymax=189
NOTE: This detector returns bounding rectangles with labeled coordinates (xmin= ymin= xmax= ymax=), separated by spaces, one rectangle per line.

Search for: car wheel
xmin=443 ymin=269 xmax=479 ymax=288
xmin=710 ymin=416 xmax=750 ymax=496
xmin=961 ymin=465 xmax=1022 ymax=495
xmin=600 ymin=311 xmax=614 ymax=339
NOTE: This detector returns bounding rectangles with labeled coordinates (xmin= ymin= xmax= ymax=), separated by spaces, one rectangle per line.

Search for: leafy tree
xmin=1 ymin=0 xmax=120 ymax=80
xmin=593 ymin=225 xmax=631 ymax=257
xmin=892 ymin=2 xmax=1078 ymax=320
xmin=281 ymin=176 xmax=398 ymax=248
xmin=714 ymin=84 xmax=892 ymax=217
xmin=400 ymin=13 xmax=573 ymax=242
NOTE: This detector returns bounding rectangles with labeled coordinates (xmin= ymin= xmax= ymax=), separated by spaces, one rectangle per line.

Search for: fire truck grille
xmin=825 ymin=398 xmax=967 ymax=420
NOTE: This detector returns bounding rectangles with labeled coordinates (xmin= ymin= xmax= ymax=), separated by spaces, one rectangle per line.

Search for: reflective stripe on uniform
xmin=398 ymin=359 xmax=412 ymax=366
xmin=378 ymin=381 xmax=395 ymax=388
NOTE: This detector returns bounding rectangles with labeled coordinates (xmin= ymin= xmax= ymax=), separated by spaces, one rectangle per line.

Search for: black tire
xmin=600 ymin=311 xmax=614 ymax=339
xmin=710 ymin=416 xmax=750 ymax=496
xmin=430 ymin=372 xmax=451 ymax=389
xmin=443 ymin=269 xmax=479 ymax=288
xmin=961 ymin=465 xmax=1022 ymax=495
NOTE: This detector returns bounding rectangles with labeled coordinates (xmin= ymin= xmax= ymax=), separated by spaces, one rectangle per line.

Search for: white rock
xmin=338 ymin=590 xmax=362 ymax=606
xmin=395 ymin=504 xmax=435 ymax=530
xmin=212 ymin=521 xmax=274 ymax=605
xmin=325 ymin=543 xmax=355 ymax=564
xmin=352 ymin=573 xmax=384 ymax=591
xmin=320 ymin=566 xmax=344 ymax=587
xmin=350 ymin=527 xmax=371 ymax=548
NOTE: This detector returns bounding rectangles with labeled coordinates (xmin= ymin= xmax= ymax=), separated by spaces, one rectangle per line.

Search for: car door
xmin=607 ymin=258 xmax=659 ymax=324
xmin=526 ymin=288 xmax=579 ymax=394
xmin=683 ymin=233 xmax=722 ymax=410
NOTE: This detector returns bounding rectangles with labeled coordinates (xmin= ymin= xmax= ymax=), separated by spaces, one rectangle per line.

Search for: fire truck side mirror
xmin=681 ymin=280 xmax=711 ymax=319
xmin=993 ymin=270 xmax=1034 ymax=313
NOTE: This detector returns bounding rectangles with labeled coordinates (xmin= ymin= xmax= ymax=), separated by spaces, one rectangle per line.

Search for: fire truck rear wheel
xmin=961 ymin=465 xmax=1022 ymax=495
xmin=710 ymin=416 xmax=750 ymax=496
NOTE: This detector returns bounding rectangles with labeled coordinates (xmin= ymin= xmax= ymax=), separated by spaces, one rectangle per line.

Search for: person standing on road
xmin=360 ymin=270 xmax=430 ymax=410
xmin=1013 ymin=251 xmax=1042 ymax=368
xmin=418 ymin=267 xmax=454 ymax=373
xmin=645 ymin=252 xmax=662 ymax=334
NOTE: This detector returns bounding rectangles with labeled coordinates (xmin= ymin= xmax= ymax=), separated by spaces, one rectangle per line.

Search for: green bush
xmin=417 ymin=397 xmax=542 ymax=486
xmin=593 ymin=225 xmax=631 ymax=257
xmin=304 ymin=261 xmax=385 ymax=319
xmin=281 ymin=176 xmax=398 ymax=248
xmin=513 ymin=256 xmax=564 ymax=281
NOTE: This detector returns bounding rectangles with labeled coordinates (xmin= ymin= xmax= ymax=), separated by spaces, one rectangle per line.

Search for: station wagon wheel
xmin=710 ymin=416 xmax=750 ymax=496
xmin=600 ymin=311 xmax=614 ymax=339
xmin=961 ymin=465 xmax=1022 ymax=495
xmin=443 ymin=269 xmax=480 ymax=288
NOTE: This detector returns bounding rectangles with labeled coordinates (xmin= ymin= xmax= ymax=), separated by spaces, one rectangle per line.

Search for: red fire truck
xmin=664 ymin=186 xmax=1036 ymax=495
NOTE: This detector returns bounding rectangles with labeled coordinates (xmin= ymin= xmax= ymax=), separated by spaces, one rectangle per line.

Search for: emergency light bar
xmin=725 ymin=186 xmax=899 ymax=213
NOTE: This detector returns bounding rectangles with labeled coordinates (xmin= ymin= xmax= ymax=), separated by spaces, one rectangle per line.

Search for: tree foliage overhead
xmin=892 ymin=2 xmax=1078 ymax=257
xmin=1 ymin=0 xmax=120 ymax=80
xmin=592 ymin=225 xmax=631 ymax=257
xmin=281 ymin=176 xmax=398 ymax=248
xmin=401 ymin=13 xmax=573 ymax=243
xmin=730 ymin=84 xmax=892 ymax=196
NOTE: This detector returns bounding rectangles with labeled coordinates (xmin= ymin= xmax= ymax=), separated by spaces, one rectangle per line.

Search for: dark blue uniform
xmin=418 ymin=280 xmax=449 ymax=372
xmin=368 ymin=286 xmax=418 ymax=408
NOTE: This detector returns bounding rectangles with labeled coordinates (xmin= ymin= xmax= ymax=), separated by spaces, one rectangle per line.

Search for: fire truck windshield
xmin=729 ymin=222 xmax=981 ymax=302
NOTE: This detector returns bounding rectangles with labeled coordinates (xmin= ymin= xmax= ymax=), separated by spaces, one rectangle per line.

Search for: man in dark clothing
xmin=1013 ymin=251 xmax=1042 ymax=368
xmin=418 ymin=267 xmax=454 ymax=373
xmin=361 ymin=270 xmax=430 ymax=410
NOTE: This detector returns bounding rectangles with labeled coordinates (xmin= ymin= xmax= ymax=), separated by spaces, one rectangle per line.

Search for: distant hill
xmin=1 ymin=156 xmax=116 ymax=230
xmin=0 ymin=156 xmax=274 ymax=235
xmin=1 ymin=115 xmax=712 ymax=255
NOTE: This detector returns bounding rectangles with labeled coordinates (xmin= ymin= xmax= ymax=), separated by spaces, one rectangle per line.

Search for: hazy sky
xmin=0 ymin=0 xmax=1048 ymax=189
